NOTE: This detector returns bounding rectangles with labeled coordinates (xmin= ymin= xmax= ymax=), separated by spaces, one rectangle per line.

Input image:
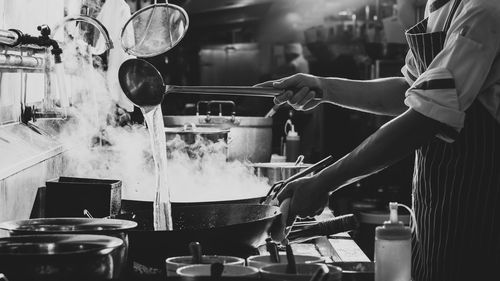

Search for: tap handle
xmin=37 ymin=25 xmax=51 ymax=37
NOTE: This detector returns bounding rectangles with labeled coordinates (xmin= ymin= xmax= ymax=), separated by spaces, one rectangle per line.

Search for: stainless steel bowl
xmin=0 ymin=234 xmax=123 ymax=281
xmin=0 ymin=218 xmax=137 ymax=278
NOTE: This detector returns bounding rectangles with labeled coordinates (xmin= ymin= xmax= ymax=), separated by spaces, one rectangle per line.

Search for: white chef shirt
xmin=401 ymin=0 xmax=500 ymax=142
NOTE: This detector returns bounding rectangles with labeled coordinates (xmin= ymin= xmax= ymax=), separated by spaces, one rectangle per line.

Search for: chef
xmin=259 ymin=0 xmax=500 ymax=280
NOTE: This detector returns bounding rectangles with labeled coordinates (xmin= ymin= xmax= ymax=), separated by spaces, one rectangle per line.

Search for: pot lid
xmin=0 ymin=218 xmax=137 ymax=233
xmin=0 ymin=234 xmax=123 ymax=256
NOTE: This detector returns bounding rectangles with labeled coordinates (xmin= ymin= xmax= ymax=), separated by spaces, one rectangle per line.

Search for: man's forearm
xmin=315 ymin=109 xmax=443 ymax=192
xmin=320 ymin=77 xmax=410 ymax=116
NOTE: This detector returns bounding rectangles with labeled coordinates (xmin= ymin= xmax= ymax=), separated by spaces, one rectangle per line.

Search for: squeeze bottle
xmin=284 ymin=118 xmax=300 ymax=162
xmin=374 ymin=202 xmax=411 ymax=281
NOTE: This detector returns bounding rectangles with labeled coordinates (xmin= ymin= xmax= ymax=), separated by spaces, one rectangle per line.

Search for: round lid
xmin=0 ymin=234 xmax=123 ymax=256
xmin=0 ymin=218 xmax=137 ymax=234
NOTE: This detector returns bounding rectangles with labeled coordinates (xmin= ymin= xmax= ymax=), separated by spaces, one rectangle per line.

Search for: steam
xmin=56 ymin=34 xmax=270 ymax=203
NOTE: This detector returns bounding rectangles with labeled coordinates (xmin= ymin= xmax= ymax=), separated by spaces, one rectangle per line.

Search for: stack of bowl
xmin=0 ymin=218 xmax=137 ymax=280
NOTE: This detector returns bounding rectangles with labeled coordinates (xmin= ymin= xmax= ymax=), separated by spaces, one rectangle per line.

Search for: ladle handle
xmin=167 ymin=86 xmax=284 ymax=97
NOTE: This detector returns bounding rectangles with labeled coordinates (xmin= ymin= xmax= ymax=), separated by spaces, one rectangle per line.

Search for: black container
xmin=45 ymin=176 xmax=121 ymax=218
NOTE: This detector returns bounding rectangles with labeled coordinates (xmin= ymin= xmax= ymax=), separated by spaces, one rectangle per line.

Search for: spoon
xmin=265 ymin=238 xmax=280 ymax=263
xmin=309 ymin=264 xmax=330 ymax=281
xmin=283 ymin=238 xmax=297 ymax=274
xmin=118 ymin=58 xmax=284 ymax=107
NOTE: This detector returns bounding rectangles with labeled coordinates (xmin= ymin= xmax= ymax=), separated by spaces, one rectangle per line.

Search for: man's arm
xmin=258 ymin=75 xmax=410 ymax=116
xmin=277 ymin=108 xmax=445 ymax=218
xmin=320 ymin=76 xmax=410 ymax=116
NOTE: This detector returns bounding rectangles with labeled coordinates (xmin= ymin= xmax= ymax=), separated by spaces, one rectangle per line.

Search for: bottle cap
xmin=285 ymin=119 xmax=299 ymax=138
xmin=375 ymin=202 xmax=411 ymax=240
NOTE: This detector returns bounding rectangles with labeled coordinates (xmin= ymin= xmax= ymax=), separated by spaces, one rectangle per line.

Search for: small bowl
xmin=260 ymin=263 xmax=342 ymax=281
xmin=166 ymin=255 xmax=245 ymax=276
xmin=247 ymin=254 xmax=324 ymax=269
xmin=177 ymin=264 xmax=259 ymax=279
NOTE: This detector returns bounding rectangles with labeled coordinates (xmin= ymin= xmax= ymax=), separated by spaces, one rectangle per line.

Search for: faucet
xmin=7 ymin=25 xmax=63 ymax=63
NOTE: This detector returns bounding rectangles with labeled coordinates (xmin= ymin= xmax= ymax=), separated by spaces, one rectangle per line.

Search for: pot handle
xmin=183 ymin=122 xmax=197 ymax=131
xmin=196 ymin=100 xmax=236 ymax=120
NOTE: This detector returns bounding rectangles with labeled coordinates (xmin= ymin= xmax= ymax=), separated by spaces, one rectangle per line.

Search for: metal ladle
xmin=118 ymin=58 xmax=284 ymax=107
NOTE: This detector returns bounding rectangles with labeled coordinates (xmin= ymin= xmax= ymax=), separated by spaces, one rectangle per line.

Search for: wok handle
xmin=287 ymin=214 xmax=359 ymax=243
xmin=0 ymin=273 xmax=9 ymax=281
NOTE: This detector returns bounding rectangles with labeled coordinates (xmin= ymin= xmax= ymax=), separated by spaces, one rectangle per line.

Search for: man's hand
xmin=256 ymin=74 xmax=325 ymax=111
xmin=277 ymin=175 xmax=330 ymax=220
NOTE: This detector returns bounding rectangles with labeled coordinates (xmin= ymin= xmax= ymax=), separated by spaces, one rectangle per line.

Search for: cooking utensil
xmin=309 ymin=265 xmax=331 ymax=281
xmin=120 ymin=1 xmax=189 ymax=57
xmin=118 ymin=58 xmax=284 ymax=107
xmin=0 ymin=218 xmax=137 ymax=278
xmin=284 ymin=239 xmax=297 ymax=274
xmin=113 ymin=205 xmax=358 ymax=269
xmin=189 ymin=242 xmax=203 ymax=264
xmin=164 ymin=109 xmax=273 ymax=163
xmin=111 ymin=203 xmax=280 ymax=268
xmin=262 ymin=155 xmax=336 ymax=205
xmin=0 ymin=234 xmax=123 ymax=281
xmin=266 ymin=238 xmax=280 ymax=263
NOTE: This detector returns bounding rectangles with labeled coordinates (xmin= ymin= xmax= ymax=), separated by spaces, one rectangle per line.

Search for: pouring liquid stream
xmin=141 ymin=105 xmax=173 ymax=231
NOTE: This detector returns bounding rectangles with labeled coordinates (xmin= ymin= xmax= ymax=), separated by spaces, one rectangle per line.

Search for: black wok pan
xmin=111 ymin=204 xmax=281 ymax=268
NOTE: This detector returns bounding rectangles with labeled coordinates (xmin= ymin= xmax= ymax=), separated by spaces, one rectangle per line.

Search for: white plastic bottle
xmin=284 ymin=119 xmax=300 ymax=162
xmin=374 ymin=202 xmax=411 ymax=281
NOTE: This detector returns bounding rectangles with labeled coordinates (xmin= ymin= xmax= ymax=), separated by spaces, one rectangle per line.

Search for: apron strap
xmin=443 ymin=0 xmax=463 ymax=33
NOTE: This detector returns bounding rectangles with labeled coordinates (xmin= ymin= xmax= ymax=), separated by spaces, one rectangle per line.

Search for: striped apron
xmin=406 ymin=1 xmax=500 ymax=280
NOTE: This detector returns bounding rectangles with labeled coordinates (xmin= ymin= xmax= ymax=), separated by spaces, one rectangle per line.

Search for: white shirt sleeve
xmin=404 ymin=1 xmax=500 ymax=141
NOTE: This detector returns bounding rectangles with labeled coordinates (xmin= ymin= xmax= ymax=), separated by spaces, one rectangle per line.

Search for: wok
xmin=111 ymin=204 xmax=281 ymax=268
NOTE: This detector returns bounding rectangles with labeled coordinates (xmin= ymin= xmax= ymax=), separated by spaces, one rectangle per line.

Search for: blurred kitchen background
xmin=0 ymin=0 xmax=425 ymax=258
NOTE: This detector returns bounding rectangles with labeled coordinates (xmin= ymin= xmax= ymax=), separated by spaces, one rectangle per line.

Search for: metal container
xmin=259 ymin=263 xmax=342 ymax=281
xmin=177 ymin=264 xmax=260 ymax=279
xmin=0 ymin=218 xmax=137 ymax=278
xmin=0 ymin=234 xmax=123 ymax=281
xmin=166 ymin=255 xmax=245 ymax=277
xmin=250 ymin=162 xmax=312 ymax=185
xmin=164 ymin=107 xmax=273 ymax=163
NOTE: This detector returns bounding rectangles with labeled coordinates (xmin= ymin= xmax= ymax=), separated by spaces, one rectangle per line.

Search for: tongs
xmin=261 ymin=155 xmax=336 ymax=205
